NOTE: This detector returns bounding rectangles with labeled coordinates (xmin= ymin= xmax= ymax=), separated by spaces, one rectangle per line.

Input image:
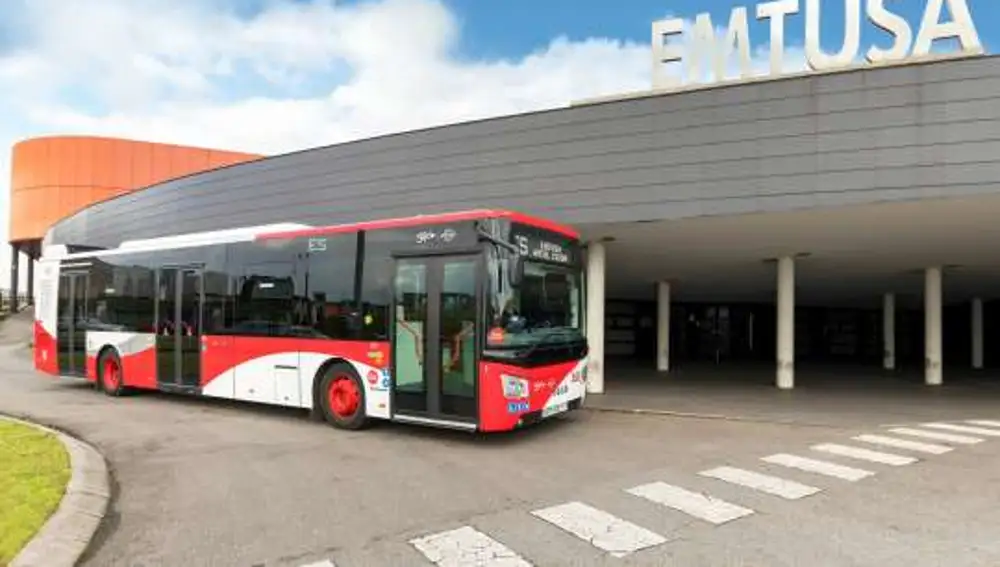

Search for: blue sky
xmin=1 ymin=0 xmax=995 ymax=120
xmin=3 ymin=0 xmax=997 ymax=58
xmin=441 ymin=0 xmax=997 ymax=59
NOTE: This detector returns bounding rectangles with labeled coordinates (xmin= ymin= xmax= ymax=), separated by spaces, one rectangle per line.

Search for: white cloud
xmin=0 ymin=0 xmax=808 ymax=291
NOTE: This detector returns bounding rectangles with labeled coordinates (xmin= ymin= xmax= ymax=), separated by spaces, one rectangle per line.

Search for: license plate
xmin=542 ymin=402 xmax=568 ymax=418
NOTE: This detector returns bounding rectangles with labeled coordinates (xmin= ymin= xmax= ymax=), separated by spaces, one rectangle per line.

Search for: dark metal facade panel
xmin=47 ymin=55 xmax=1000 ymax=250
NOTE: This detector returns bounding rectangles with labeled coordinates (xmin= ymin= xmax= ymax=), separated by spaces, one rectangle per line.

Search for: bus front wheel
xmin=318 ymin=364 xmax=369 ymax=430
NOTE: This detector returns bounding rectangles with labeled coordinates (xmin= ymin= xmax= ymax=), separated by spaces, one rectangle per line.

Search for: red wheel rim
xmin=103 ymin=358 xmax=120 ymax=390
xmin=328 ymin=374 xmax=360 ymax=419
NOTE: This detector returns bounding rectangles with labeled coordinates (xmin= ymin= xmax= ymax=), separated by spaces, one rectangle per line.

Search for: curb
xmin=3 ymin=415 xmax=110 ymax=567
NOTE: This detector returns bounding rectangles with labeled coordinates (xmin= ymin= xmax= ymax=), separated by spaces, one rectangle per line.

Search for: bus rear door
xmin=391 ymin=254 xmax=480 ymax=430
xmin=155 ymin=267 xmax=204 ymax=391
xmin=57 ymin=270 xmax=89 ymax=377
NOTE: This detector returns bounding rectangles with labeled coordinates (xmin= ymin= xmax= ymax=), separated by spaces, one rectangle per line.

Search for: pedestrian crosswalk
xmin=699 ymin=465 xmax=821 ymax=499
xmin=921 ymin=422 xmax=1000 ymax=437
xmin=887 ymin=426 xmax=983 ymax=444
xmin=810 ymin=443 xmax=918 ymax=466
xmin=531 ymin=501 xmax=667 ymax=558
xmin=410 ymin=526 xmax=533 ymax=567
xmin=968 ymin=419 xmax=1000 ymax=428
xmin=760 ymin=453 xmax=874 ymax=481
xmin=292 ymin=418 xmax=1000 ymax=567
xmin=850 ymin=434 xmax=953 ymax=454
xmin=627 ymin=480 xmax=755 ymax=524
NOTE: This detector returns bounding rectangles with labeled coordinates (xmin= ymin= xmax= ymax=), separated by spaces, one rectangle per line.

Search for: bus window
xmin=441 ymin=260 xmax=477 ymax=398
xmin=394 ymin=261 xmax=427 ymax=393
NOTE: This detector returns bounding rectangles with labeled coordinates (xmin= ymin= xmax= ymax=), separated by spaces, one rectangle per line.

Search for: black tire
xmin=317 ymin=363 xmax=369 ymax=430
xmin=97 ymin=349 xmax=127 ymax=397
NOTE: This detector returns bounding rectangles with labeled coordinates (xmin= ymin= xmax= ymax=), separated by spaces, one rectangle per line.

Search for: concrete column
xmin=26 ymin=250 xmax=35 ymax=306
xmin=972 ymin=297 xmax=984 ymax=370
xmin=656 ymin=281 xmax=671 ymax=372
xmin=883 ymin=293 xmax=896 ymax=370
xmin=925 ymin=266 xmax=943 ymax=386
xmin=585 ymin=241 xmax=606 ymax=394
xmin=9 ymin=243 xmax=20 ymax=314
xmin=776 ymin=256 xmax=795 ymax=389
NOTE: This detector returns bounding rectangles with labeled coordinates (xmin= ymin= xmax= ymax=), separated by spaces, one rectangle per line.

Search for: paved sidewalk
xmin=588 ymin=362 xmax=1000 ymax=428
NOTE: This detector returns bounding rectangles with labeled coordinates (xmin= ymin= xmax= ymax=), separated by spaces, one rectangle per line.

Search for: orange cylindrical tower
xmin=7 ymin=135 xmax=261 ymax=309
xmin=9 ymin=135 xmax=262 ymax=244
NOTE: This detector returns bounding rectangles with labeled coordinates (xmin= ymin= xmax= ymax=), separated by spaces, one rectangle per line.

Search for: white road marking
xmin=530 ymin=501 xmax=666 ymax=558
xmin=811 ymin=443 xmax=917 ymax=466
xmin=761 ymin=453 xmax=874 ymax=481
xmin=921 ymin=422 xmax=1000 ymax=437
xmin=852 ymin=434 xmax=953 ymax=455
xmin=299 ymin=561 xmax=336 ymax=567
xmin=888 ymin=427 xmax=983 ymax=445
xmin=626 ymin=481 xmax=755 ymax=525
xmin=699 ymin=466 xmax=821 ymax=500
xmin=410 ymin=525 xmax=533 ymax=567
xmin=967 ymin=420 xmax=1000 ymax=429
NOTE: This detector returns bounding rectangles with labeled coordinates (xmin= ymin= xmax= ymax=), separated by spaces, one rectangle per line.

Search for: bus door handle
xmin=274 ymin=365 xmax=298 ymax=370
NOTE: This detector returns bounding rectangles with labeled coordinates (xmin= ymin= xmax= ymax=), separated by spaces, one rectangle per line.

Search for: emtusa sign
xmin=652 ymin=0 xmax=984 ymax=89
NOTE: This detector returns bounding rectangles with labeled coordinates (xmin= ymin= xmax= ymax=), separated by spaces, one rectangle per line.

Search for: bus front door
xmin=156 ymin=267 xmax=204 ymax=391
xmin=391 ymin=255 xmax=480 ymax=428
xmin=57 ymin=272 xmax=89 ymax=377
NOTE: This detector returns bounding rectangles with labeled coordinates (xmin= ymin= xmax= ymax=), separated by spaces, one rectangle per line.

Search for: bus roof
xmin=41 ymin=211 xmax=578 ymax=262
xmin=43 ymin=222 xmax=313 ymax=260
xmin=257 ymin=209 xmax=579 ymax=240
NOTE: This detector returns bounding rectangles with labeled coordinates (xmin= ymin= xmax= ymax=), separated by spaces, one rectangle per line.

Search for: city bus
xmin=33 ymin=210 xmax=589 ymax=432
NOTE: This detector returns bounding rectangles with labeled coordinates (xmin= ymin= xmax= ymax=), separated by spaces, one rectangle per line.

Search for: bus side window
xmin=358 ymin=230 xmax=405 ymax=341
xmin=303 ymin=234 xmax=358 ymax=340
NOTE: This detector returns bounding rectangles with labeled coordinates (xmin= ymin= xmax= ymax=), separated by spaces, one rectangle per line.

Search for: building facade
xmin=28 ymin=54 xmax=1000 ymax=391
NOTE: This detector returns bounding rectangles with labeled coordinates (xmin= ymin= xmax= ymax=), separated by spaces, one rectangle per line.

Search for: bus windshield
xmin=487 ymin=260 xmax=584 ymax=353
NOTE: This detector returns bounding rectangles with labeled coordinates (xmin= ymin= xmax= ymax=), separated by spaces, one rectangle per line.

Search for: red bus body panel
xmin=33 ymin=321 xmax=59 ymax=375
xmin=478 ymin=359 xmax=588 ymax=432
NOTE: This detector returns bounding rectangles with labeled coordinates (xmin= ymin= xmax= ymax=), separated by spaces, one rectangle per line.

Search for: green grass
xmin=0 ymin=421 xmax=71 ymax=566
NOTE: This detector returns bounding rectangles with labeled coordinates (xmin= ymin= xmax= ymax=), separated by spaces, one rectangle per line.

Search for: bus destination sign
xmin=514 ymin=233 xmax=575 ymax=265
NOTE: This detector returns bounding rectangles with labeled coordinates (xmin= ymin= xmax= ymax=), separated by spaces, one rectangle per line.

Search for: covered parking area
xmin=578 ymin=193 xmax=1000 ymax=395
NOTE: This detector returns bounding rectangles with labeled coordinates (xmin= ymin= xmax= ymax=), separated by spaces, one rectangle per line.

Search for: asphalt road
xmin=2 ymin=315 xmax=999 ymax=566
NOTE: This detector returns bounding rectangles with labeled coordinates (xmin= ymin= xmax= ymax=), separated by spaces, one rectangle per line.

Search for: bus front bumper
xmin=517 ymin=398 xmax=584 ymax=428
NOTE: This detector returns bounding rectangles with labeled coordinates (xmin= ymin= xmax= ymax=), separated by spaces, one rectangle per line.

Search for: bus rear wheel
xmin=318 ymin=364 xmax=368 ymax=430
xmin=98 ymin=350 xmax=126 ymax=397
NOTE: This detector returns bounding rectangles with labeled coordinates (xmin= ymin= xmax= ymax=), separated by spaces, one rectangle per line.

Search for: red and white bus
xmin=33 ymin=210 xmax=589 ymax=432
